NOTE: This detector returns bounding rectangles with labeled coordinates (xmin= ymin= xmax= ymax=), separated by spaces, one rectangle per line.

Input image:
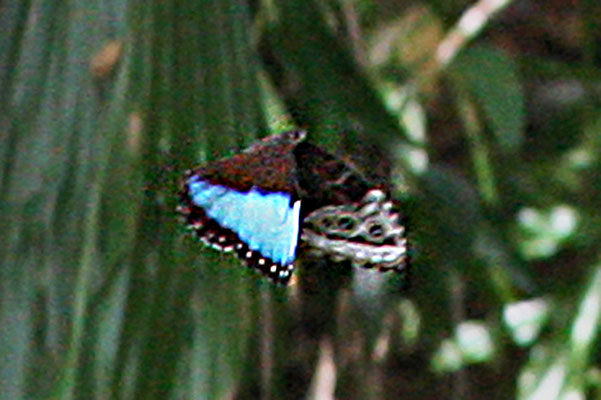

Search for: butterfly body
xmin=179 ymin=130 xmax=408 ymax=285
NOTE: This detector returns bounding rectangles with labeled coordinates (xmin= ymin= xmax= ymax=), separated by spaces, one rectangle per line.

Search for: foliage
xmin=1 ymin=0 xmax=601 ymax=399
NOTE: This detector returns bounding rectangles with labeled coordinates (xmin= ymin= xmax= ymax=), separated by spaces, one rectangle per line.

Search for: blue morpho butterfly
xmin=178 ymin=130 xmax=408 ymax=285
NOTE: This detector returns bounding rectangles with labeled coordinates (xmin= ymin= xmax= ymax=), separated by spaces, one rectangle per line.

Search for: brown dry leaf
xmin=90 ymin=39 xmax=123 ymax=78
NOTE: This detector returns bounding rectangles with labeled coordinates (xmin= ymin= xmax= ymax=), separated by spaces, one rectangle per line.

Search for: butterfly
xmin=178 ymin=130 xmax=408 ymax=285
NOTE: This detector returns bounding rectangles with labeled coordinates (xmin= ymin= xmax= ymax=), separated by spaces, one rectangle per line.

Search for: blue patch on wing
xmin=188 ymin=178 xmax=300 ymax=265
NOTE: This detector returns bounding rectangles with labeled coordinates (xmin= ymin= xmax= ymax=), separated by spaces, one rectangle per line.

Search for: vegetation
xmin=1 ymin=0 xmax=600 ymax=399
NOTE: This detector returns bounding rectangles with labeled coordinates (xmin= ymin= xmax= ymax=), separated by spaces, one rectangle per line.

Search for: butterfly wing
xmin=301 ymin=189 xmax=408 ymax=272
xmin=294 ymin=143 xmax=408 ymax=273
xmin=187 ymin=178 xmax=300 ymax=266
xmin=179 ymin=130 xmax=306 ymax=284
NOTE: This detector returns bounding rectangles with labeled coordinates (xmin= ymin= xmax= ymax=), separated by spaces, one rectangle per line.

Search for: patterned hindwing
xmin=301 ymin=189 xmax=408 ymax=272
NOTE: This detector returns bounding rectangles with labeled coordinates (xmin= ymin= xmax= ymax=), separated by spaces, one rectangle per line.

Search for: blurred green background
xmin=2 ymin=0 xmax=601 ymax=399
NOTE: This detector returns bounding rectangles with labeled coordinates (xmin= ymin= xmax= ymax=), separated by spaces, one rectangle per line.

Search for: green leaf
xmin=0 ymin=1 xmax=262 ymax=400
xmin=450 ymin=45 xmax=525 ymax=151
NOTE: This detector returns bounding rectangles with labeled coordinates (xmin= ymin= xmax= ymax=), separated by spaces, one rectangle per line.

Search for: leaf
xmin=0 ymin=1 xmax=262 ymax=400
xmin=450 ymin=45 xmax=525 ymax=151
